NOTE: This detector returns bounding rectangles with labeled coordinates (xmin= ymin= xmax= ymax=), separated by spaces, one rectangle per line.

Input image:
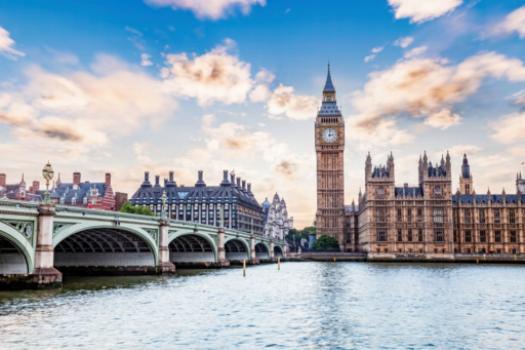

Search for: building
xmin=262 ymin=193 xmax=294 ymax=240
xmin=130 ymin=170 xmax=264 ymax=235
xmin=0 ymin=173 xmax=42 ymax=202
xmin=115 ymin=192 xmax=129 ymax=211
xmin=315 ymin=66 xmax=525 ymax=257
xmin=315 ymin=64 xmax=345 ymax=247
xmin=50 ymin=172 xmax=116 ymax=211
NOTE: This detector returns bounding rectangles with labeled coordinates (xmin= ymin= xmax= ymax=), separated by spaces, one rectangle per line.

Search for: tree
xmin=119 ymin=202 xmax=154 ymax=216
xmin=313 ymin=235 xmax=340 ymax=252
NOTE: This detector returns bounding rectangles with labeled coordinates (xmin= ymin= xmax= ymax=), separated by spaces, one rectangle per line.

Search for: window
xmin=376 ymin=208 xmax=386 ymax=223
xmin=397 ymin=230 xmax=403 ymax=242
xmin=494 ymin=209 xmax=501 ymax=224
xmin=408 ymin=229 xmax=413 ymax=242
xmin=433 ymin=208 xmax=444 ymax=224
xmin=418 ymin=229 xmax=423 ymax=242
xmin=397 ymin=209 xmax=402 ymax=221
xmin=495 ymin=230 xmax=502 ymax=243
xmin=407 ymin=209 xmax=412 ymax=223
xmin=377 ymin=231 xmax=387 ymax=242
xmin=434 ymin=229 xmax=444 ymax=242
xmin=453 ymin=230 xmax=458 ymax=242
xmin=464 ymin=209 xmax=471 ymax=224
xmin=509 ymin=210 xmax=516 ymax=224
xmin=479 ymin=230 xmax=487 ymax=243
xmin=465 ymin=230 xmax=472 ymax=243
xmin=510 ymin=231 xmax=517 ymax=243
xmin=479 ymin=209 xmax=486 ymax=224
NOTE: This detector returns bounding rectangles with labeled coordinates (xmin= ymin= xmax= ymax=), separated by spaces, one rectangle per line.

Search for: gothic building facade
xmin=130 ymin=170 xmax=264 ymax=235
xmin=315 ymin=67 xmax=525 ymax=257
xmin=262 ymin=193 xmax=294 ymax=240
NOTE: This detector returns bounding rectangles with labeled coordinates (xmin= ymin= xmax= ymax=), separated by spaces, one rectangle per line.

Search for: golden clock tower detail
xmin=315 ymin=65 xmax=345 ymax=247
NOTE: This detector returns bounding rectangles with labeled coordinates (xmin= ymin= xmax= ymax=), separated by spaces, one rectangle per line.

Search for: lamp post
xmin=42 ymin=161 xmax=54 ymax=204
xmin=160 ymin=190 xmax=168 ymax=220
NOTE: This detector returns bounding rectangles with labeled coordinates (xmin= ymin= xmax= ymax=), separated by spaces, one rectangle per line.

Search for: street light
xmin=42 ymin=161 xmax=54 ymax=204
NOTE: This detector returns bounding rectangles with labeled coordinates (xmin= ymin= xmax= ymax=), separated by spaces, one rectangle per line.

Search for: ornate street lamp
xmin=160 ymin=190 xmax=168 ymax=219
xmin=42 ymin=161 xmax=54 ymax=204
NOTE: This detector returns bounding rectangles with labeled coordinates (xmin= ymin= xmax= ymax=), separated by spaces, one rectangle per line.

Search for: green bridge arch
xmin=0 ymin=221 xmax=34 ymax=273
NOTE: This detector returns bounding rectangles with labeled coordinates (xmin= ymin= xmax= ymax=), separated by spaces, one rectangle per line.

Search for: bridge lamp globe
xmin=42 ymin=161 xmax=54 ymax=203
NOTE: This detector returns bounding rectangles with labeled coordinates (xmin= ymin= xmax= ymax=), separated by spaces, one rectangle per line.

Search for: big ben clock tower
xmin=315 ymin=65 xmax=345 ymax=247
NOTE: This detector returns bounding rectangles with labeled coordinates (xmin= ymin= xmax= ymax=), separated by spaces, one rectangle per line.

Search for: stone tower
xmin=315 ymin=64 xmax=345 ymax=248
xmin=459 ymin=154 xmax=473 ymax=194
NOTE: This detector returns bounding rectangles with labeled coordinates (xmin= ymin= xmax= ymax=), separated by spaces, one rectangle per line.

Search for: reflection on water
xmin=1 ymin=263 xmax=524 ymax=349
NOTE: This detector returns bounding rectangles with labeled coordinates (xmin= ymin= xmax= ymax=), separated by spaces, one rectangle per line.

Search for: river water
xmin=1 ymin=262 xmax=524 ymax=350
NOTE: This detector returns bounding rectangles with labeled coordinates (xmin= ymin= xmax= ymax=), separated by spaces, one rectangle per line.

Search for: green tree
xmin=313 ymin=234 xmax=340 ymax=252
xmin=119 ymin=202 xmax=154 ymax=216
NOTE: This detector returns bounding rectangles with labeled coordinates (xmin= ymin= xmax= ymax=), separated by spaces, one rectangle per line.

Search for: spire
xmin=461 ymin=154 xmax=471 ymax=178
xmin=323 ymin=63 xmax=335 ymax=93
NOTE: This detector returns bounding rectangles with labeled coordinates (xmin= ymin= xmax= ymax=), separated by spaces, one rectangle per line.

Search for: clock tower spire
xmin=315 ymin=64 xmax=345 ymax=249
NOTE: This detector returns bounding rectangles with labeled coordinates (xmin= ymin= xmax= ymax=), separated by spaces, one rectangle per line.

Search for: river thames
xmin=1 ymin=262 xmax=524 ymax=349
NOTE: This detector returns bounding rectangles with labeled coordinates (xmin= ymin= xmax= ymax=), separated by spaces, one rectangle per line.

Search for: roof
xmin=395 ymin=186 xmax=423 ymax=197
xmin=51 ymin=182 xmax=109 ymax=204
xmin=452 ymin=194 xmax=525 ymax=204
xmin=323 ymin=64 xmax=335 ymax=93
xmin=131 ymin=181 xmax=261 ymax=210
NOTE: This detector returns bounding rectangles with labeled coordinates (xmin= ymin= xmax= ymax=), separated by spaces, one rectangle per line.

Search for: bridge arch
xmin=53 ymin=223 xmax=158 ymax=270
xmin=255 ymin=242 xmax=270 ymax=261
xmin=225 ymin=237 xmax=250 ymax=263
xmin=0 ymin=222 xmax=33 ymax=274
xmin=273 ymin=245 xmax=284 ymax=258
xmin=168 ymin=231 xmax=218 ymax=265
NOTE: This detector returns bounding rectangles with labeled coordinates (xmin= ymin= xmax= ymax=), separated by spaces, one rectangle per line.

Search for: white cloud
xmin=266 ymin=84 xmax=319 ymax=120
xmin=364 ymin=46 xmax=384 ymax=63
xmin=0 ymin=26 xmax=25 ymax=59
xmin=145 ymin=0 xmax=266 ymax=20
xmin=388 ymin=0 xmax=462 ymax=23
xmin=511 ymin=89 xmax=525 ymax=107
xmin=491 ymin=112 xmax=525 ymax=144
xmin=404 ymin=45 xmax=427 ymax=59
xmin=0 ymin=55 xmax=178 ymax=146
xmin=349 ymin=51 xmax=525 ymax=145
xmin=394 ymin=36 xmax=414 ymax=48
xmin=424 ymin=109 xmax=461 ymax=129
xmin=140 ymin=53 xmax=153 ymax=67
xmin=493 ymin=6 xmax=525 ymax=38
xmin=161 ymin=39 xmax=255 ymax=105
xmin=446 ymin=144 xmax=482 ymax=158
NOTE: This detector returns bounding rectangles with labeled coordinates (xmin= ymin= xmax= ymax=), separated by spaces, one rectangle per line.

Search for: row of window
xmin=454 ymin=230 xmax=520 ymax=243
xmin=377 ymin=229 xmax=445 ymax=242
xmin=455 ymin=208 xmax=524 ymax=224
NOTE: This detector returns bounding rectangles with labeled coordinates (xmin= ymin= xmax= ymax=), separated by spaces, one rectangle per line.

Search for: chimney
xmin=236 ymin=177 xmax=241 ymax=187
xmin=155 ymin=175 xmax=160 ymax=186
xmin=144 ymin=171 xmax=150 ymax=182
xmin=230 ymin=172 xmax=236 ymax=185
xmin=242 ymin=180 xmax=246 ymax=191
xmin=0 ymin=173 xmax=5 ymax=187
xmin=31 ymin=181 xmax=40 ymax=193
xmin=169 ymin=171 xmax=174 ymax=182
xmin=247 ymin=183 xmax=252 ymax=193
xmin=198 ymin=170 xmax=203 ymax=181
xmin=105 ymin=173 xmax=111 ymax=186
xmin=195 ymin=170 xmax=206 ymax=187
xmin=73 ymin=172 xmax=81 ymax=186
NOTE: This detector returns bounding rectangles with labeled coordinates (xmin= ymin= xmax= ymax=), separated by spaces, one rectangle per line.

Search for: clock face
xmin=322 ymin=128 xmax=337 ymax=143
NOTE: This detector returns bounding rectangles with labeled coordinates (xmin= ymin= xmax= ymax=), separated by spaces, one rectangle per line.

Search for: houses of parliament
xmin=315 ymin=66 xmax=525 ymax=258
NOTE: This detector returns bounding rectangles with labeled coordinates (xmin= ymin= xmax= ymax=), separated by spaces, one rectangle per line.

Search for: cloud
xmin=145 ymin=0 xmax=265 ymax=20
xmin=0 ymin=26 xmax=25 ymax=59
xmin=161 ymin=39 xmax=256 ymax=105
xmin=140 ymin=53 xmax=153 ymax=66
xmin=349 ymin=51 xmax=525 ymax=145
xmin=388 ymin=0 xmax=462 ymax=23
xmin=266 ymin=84 xmax=318 ymax=120
xmin=491 ymin=112 xmax=525 ymax=144
xmin=424 ymin=109 xmax=461 ymax=129
xmin=403 ymin=45 xmax=427 ymax=59
xmin=0 ymin=55 xmax=177 ymax=146
xmin=511 ymin=89 xmax=525 ymax=107
xmin=493 ymin=6 xmax=525 ymax=38
xmin=446 ymin=144 xmax=482 ymax=158
xmin=394 ymin=36 xmax=414 ymax=48
xmin=364 ymin=46 xmax=384 ymax=63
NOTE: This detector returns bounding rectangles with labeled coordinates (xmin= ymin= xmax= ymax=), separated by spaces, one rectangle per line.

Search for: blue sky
xmin=1 ymin=0 xmax=525 ymax=227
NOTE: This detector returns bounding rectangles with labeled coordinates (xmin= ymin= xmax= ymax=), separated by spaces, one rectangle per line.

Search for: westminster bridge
xmin=0 ymin=200 xmax=286 ymax=287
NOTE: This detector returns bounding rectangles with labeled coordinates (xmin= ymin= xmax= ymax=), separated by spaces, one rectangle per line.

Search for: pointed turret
xmin=323 ymin=63 xmax=335 ymax=94
xmin=460 ymin=154 xmax=473 ymax=194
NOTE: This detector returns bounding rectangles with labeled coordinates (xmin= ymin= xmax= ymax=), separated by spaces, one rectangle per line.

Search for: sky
xmin=1 ymin=0 xmax=525 ymax=228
